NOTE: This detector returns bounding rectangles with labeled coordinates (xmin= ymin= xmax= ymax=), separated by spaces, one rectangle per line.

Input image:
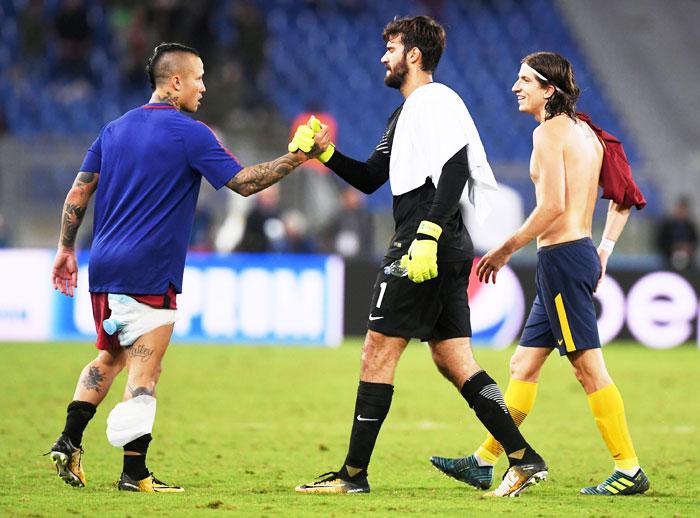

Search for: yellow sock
xmin=587 ymin=384 xmax=639 ymax=470
xmin=475 ymin=378 xmax=538 ymax=465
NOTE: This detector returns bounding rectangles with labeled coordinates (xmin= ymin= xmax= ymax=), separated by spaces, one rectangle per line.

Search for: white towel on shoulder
xmin=390 ymin=82 xmax=498 ymax=225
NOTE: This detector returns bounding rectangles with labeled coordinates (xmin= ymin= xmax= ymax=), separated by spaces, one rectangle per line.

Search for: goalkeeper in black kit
xmin=290 ymin=15 xmax=547 ymax=497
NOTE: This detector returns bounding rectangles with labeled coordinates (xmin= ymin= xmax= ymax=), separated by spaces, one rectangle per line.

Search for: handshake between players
xmin=290 ymin=115 xmax=442 ymax=285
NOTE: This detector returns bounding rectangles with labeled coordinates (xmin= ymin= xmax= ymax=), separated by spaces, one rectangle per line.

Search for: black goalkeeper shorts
xmin=366 ymin=257 xmax=472 ymax=341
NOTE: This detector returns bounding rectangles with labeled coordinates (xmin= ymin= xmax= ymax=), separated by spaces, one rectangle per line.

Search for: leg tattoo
xmin=128 ymin=385 xmax=155 ymax=398
xmin=81 ymin=366 xmax=105 ymax=393
xmin=126 ymin=344 xmax=154 ymax=363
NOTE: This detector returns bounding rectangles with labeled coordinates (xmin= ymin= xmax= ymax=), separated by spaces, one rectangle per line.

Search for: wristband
xmin=599 ymin=238 xmax=615 ymax=254
xmin=306 ymin=116 xmax=334 ymax=162
xmin=416 ymin=220 xmax=442 ymax=240
xmin=317 ymin=143 xmax=335 ymax=163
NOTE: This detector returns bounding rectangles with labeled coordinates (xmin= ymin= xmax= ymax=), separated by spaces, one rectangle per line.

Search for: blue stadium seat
xmin=262 ymin=1 xmax=641 ymax=208
xmin=0 ymin=0 xmax=647 ymax=211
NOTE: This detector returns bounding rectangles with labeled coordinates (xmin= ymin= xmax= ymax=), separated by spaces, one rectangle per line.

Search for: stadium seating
xmin=0 ymin=0 xmax=147 ymax=136
xmin=0 ymin=0 xmax=648 ymax=211
xmin=261 ymin=0 xmax=640 ymax=207
xmin=0 ymin=1 xmax=634 ymax=145
xmin=264 ymin=0 xmax=634 ymax=159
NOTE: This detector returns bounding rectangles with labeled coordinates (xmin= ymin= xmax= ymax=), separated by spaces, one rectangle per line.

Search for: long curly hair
xmin=522 ymin=52 xmax=580 ymax=120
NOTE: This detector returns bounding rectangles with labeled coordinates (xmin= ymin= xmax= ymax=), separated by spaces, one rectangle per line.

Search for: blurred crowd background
xmin=0 ymin=0 xmax=698 ymax=271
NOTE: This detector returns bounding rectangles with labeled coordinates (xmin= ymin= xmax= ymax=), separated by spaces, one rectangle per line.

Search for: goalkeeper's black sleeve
xmin=324 ymin=148 xmax=389 ymax=194
xmin=426 ymin=146 xmax=469 ymax=227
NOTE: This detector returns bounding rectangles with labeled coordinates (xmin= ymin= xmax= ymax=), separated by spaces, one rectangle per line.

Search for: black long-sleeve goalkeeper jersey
xmin=325 ymin=104 xmax=473 ymax=262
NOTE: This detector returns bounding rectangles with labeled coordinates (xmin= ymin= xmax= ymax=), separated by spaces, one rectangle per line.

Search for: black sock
xmin=461 ymin=371 xmax=541 ymax=466
xmin=341 ymin=381 xmax=394 ymax=479
xmin=62 ymin=401 xmax=97 ymax=447
xmin=123 ymin=434 xmax=152 ymax=481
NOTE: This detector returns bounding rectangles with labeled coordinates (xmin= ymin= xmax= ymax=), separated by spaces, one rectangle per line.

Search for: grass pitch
xmin=0 ymin=340 xmax=697 ymax=517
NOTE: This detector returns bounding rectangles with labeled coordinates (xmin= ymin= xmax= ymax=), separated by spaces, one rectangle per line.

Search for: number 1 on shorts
xmin=376 ymin=281 xmax=387 ymax=308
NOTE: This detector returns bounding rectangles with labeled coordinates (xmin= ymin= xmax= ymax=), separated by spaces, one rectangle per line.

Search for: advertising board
xmin=2 ymin=250 xmax=698 ymax=349
xmin=0 ymin=250 xmax=344 ymax=346
xmin=343 ymin=259 xmax=700 ymax=349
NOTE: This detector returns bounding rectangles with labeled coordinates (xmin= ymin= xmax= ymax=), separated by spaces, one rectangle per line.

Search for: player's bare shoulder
xmin=535 ymin=115 xmax=600 ymax=162
xmin=533 ymin=114 xmax=572 ymax=144
xmin=529 ymin=116 xmax=567 ymax=181
xmin=569 ymin=115 xmax=604 ymax=164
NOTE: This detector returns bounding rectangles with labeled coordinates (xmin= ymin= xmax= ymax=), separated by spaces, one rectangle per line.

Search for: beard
xmin=384 ymin=57 xmax=408 ymax=89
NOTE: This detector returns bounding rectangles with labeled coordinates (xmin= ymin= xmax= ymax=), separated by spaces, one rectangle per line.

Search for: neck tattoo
xmin=157 ymin=91 xmax=180 ymax=110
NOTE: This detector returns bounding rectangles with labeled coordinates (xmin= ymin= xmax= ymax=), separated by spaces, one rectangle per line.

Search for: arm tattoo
xmin=128 ymin=385 xmax=155 ymax=397
xmin=74 ymin=172 xmax=97 ymax=187
xmin=126 ymin=343 xmax=154 ymax=363
xmin=81 ymin=366 xmax=105 ymax=393
xmin=226 ymin=153 xmax=305 ymax=196
xmin=61 ymin=203 xmax=86 ymax=248
xmin=59 ymin=172 xmax=98 ymax=249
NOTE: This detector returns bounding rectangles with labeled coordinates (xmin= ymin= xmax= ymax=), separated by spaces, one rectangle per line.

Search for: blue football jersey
xmin=81 ymin=103 xmax=242 ymax=294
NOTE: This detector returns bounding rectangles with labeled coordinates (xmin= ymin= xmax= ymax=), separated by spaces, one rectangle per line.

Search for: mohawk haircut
xmin=146 ymin=43 xmax=200 ymax=90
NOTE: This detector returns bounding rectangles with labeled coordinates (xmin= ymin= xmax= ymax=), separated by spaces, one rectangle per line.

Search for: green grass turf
xmin=0 ymin=340 xmax=697 ymax=517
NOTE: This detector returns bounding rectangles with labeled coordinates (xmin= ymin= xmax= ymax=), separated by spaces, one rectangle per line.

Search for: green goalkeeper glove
xmin=405 ymin=220 xmax=442 ymax=283
xmin=307 ymin=115 xmax=335 ymax=163
xmin=288 ymin=124 xmax=316 ymax=153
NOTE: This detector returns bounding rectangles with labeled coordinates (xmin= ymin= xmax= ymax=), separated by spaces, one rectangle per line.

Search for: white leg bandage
xmin=106 ymin=395 xmax=157 ymax=447
xmin=106 ymin=294 xmax=176 ymax=346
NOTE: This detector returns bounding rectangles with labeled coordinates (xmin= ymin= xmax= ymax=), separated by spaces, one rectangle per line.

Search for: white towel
xmin=390 ymin=82 xmax=498 ymax=225
xmin=107 ymin=294 xmax=176 ymax=346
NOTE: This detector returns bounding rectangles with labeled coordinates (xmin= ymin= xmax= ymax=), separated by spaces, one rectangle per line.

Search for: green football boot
xmin=580 ymin=469 xmax=650 ymax=495
xmin=430 ymin=454 xmax=494 ymax=489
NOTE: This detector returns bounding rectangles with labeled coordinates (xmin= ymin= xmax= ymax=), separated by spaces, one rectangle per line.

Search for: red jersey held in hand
xmin=577 ymin=112 xmax=646 ymax=210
